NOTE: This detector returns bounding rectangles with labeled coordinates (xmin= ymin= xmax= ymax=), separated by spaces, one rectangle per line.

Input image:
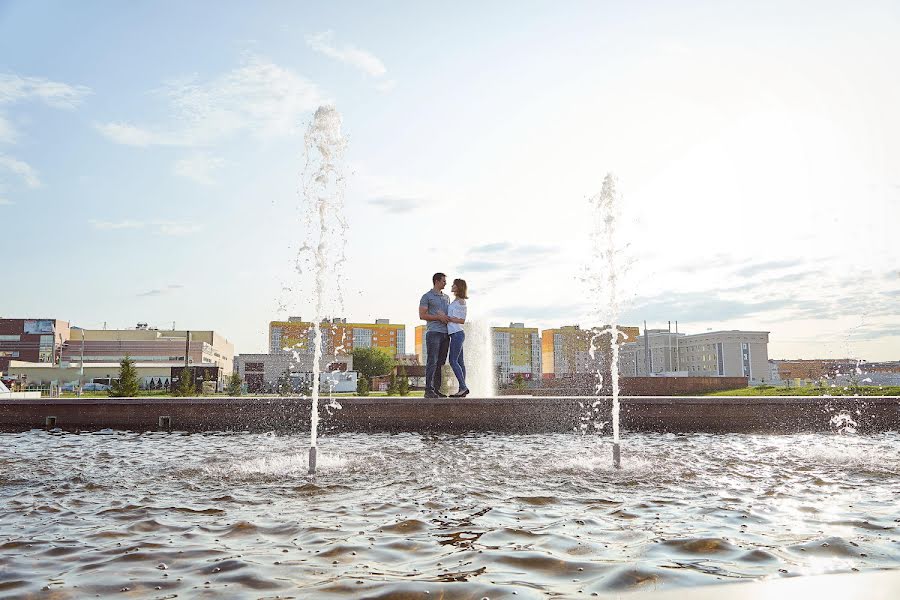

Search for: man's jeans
xmin=449 ymin=331 xmax=466 ymax=392
xmin=425 ymin=330 xmax=450 ymax=393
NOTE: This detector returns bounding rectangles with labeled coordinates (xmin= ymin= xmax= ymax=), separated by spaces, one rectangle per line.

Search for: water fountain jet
xmin=588 ymin=173 xmax=625 ymax=469
xmin=297 ymin=105 xmax=348 ymax=474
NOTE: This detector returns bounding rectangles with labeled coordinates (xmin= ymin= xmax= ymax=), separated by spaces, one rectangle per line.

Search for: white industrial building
xmin=619 ymin=329 xmax=771 ymax=384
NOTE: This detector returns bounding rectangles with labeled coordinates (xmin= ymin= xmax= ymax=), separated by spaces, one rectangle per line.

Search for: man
xmin=419 ymin=272 xmax=450 ymax=398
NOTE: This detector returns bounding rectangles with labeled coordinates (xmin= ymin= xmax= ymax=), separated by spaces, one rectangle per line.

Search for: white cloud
xmin=94 ymin=122 xmax=180 ymax=147
xmin=374 ymin=79 xmax=397 ymax=93
xmin=173 ymin=153 xmax=226 ymax=185
xmin=0 ymin=154 xmax=41 ymax=187
xmin=0 ymin=73 xmax=91 ymax=109
xmin=0 ymin=73 xmax=89 ymax=201
xmin=368 ymin=195 xmax=422 ymax=214
xmin=96 ymin=55 xmax=326 ymax=147
xmin=89 ymin=219 xmax=143 ymax=230
xmin=89 ymin=218 xmax=203 ymax=236
xmin=155 ymin=222 xmax=203 ymax=236
xmin=137 ymin=284 xmax=184 ymax=297
xmin=0 ymin=114 xmax=15 ymax=144
xmin=306 ymin=31 xmax=387 ymax=78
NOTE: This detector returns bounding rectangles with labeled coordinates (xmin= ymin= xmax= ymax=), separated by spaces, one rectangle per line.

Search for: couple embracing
xmin=419 ymin=272 xmax=469 ymax=398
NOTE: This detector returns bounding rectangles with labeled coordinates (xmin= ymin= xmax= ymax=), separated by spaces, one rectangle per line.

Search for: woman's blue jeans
xmin=449 ymin=331 xmax=467 ymax=392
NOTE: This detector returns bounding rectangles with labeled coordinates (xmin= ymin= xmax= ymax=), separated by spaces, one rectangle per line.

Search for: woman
xmin=447 ymin=278 xmax=469 ymax=397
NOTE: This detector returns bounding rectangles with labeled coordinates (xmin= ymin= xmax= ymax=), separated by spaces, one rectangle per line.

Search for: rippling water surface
xmin=1 ymin=431 xmax=899 ymax=598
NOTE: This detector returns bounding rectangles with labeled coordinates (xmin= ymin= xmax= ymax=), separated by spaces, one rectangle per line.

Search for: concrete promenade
xmin=1 ymin=395 xmax=898 ymax=433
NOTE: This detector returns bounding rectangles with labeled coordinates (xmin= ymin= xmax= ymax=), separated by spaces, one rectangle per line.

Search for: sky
xmin=1 ymin=1 xmax=898 ymax=361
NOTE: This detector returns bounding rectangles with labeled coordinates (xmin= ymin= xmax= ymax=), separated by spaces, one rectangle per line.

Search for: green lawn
xmin=705 ymin=385 xmax=900 ymax=397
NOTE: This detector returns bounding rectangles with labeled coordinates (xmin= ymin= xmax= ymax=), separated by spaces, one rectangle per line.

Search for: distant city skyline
xmin=2 ymin=2 xmax=898 ymax=361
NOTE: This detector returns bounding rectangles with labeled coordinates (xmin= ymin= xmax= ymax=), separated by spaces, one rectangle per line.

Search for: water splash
xmin=462 ymin=319 xmax=496 ymax=397
xmin=587 ymin=173 xmax=626 ymax=467
xmin=298 ymin=106 xmax=348 ymax=464
xmin=830 ymin=413 xmax=859 ymax=435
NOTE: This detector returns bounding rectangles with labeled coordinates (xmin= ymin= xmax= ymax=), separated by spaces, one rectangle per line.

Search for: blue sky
xmin=1 ymin=1 xmax=898 ymax=360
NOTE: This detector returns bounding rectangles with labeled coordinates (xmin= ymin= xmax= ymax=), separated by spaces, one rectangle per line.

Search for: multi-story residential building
xmin=414 ymin=325 xmax=426 ymax=365
xmin=620 ymin=329 xmax=770 ymax=384
xmin=0 ymin=318 xmax=70 ymax=374
xmin=492 ymin=323 xmax=541 ymax=384
xmin=270 ymin=317 xmax=406 ymax=358
xmin=541 ymin=324 xmax=640 ymax=379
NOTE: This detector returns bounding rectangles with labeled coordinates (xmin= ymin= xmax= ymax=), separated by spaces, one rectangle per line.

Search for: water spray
xmin=298 ymin=106 xmax=348 ymax=475
xmin=589 ymin=173 xmax=624 ymax=469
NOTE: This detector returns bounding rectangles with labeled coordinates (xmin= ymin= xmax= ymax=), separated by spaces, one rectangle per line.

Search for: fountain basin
xmin=2 ymin=429 xmax=898 ymax=597
xmin=1 ymin=395 xmax=897 ymax=433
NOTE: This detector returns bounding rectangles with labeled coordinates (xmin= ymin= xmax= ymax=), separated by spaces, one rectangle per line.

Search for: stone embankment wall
xmin=511 ymin=375 xmax=749 ymax=396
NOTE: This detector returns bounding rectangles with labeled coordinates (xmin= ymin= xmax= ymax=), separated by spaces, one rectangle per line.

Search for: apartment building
xmin=492 ymin=323 xmax=541 ymax=384
xmin=270 ymin=317 xmax=406 ymax=358
xmin=541 ymin=324 xmax=640 ymax=378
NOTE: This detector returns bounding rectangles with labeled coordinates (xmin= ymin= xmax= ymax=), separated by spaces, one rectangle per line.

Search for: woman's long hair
xmin=453 ymin=278 xmax=468 ymax=299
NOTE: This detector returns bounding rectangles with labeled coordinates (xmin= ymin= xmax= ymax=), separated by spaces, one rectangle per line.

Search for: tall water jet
xmin=587 ymin=173 xmax=625 ymax=468
xmin=298 ymin=106 xmax=348 ymax=474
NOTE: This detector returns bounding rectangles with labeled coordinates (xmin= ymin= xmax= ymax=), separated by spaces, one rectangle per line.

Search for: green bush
xmin=109 ymin=355 xmax=140 ymax=397
xmin=398 ymin=366 xmax=410 ymax=396
xmin=172 ymin=367 xmax=196 ymax=397
xmin=226 ymin=372 xmax=243 ymax=396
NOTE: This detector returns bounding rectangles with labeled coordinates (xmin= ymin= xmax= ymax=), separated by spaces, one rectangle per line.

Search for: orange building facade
xmin=270 ymin=317 xmax=406 ymax=358
xmin=542 ymin=324 xmax=639 ymax=379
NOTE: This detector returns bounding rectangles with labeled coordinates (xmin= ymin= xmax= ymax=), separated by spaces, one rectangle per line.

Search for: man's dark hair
xmin=432 ymin=272 xmax=446 ymax=284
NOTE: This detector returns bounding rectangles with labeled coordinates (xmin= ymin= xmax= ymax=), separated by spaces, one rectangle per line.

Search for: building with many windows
xmin=541 ymin=324 xmax=640 ymax=379
xmin=0 ymin=318 xmax=70 ymax=374
xmin=619 ymin=329 xmax=770 ymax=383
xmin=270 ymin=317 xmax=406 ymax=358
xmin=59 ymin=325 xmax=234 ymax=376
xmin=6 ymin=324 xmax=235 ymax=390
xmin=492 ymin=323 xmax=541 ymax=384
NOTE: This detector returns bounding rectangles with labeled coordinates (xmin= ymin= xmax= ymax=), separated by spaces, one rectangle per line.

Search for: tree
xmin=386 ymin=372 xmax=400 ymax=396
xmin=227 ymin=372 xmax=243 ymax=396
xmin=356 ymin=375 xmax=370 ymax=396
xmin=173 ymin=367 xmax=196 ymax=397
xmin=276 ymin=369 xmax=293 ymax=396
xmin=397 ymin=366 xmax=410 ymax=396
xmin=513 ymin=373 xmax=526 ymax=392
xmin=109 ymin=355 xmax=141 ymax=397
xmin=351 ymin=348 xmax=396 ymax=387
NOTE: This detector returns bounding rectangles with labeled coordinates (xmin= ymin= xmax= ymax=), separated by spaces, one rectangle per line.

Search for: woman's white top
xmin=448 ymin=299 xmax=467 ymax=335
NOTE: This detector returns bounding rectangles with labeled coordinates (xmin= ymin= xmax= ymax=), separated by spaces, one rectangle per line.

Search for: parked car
xmin=61 ymin=382 xmax=111 ymax=392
